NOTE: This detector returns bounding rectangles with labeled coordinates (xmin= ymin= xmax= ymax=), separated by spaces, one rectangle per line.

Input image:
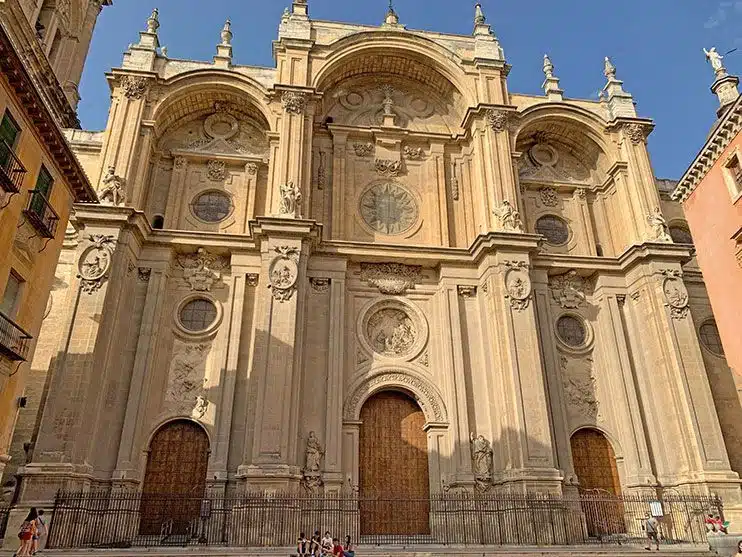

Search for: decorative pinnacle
xmin=221 ymin=19 xmax=232 ymax=46
xmin=146 ymin=8 xmax=159 ymax=34
xmin=604 ymin=56 xmax=617 ymax=80
xmin=385 ymin=0 xmax=399 ymax=25
xmin=474 ymin=3 xmax=486 ymax=25
xmin=543 ymin=54 xmax=554 ymax=79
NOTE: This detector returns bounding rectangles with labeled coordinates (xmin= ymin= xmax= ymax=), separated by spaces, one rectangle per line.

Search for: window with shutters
xmin=0 ymin=111 xmax=26 ymax=194
xmin=723 ymin=150 xmax=742 ymax=201
xmin=23 ymin=165 xmax=59 ymax=238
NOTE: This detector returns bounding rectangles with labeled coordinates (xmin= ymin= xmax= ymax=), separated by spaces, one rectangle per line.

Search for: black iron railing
xmin=0 ymin=139 xmax=26 ymax=194
xmin=0 ymin=311 xmax=32 ymax=361
xmin=0 ymin=505 xmax=9 ymax=542
xmin=46 ymin=490 xmax=721 ymax=549
xmin=23 ymin=189 xmax=59 ymax=239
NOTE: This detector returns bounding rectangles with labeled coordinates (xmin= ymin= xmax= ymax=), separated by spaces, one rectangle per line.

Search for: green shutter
xmin=29 ymin=166 xmax=53 ymax=216
xmin=0 ymin=112 xmax=20 ymax=168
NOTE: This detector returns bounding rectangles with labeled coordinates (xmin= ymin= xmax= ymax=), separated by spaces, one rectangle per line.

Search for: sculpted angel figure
xmin=647 ymin=207 xmax=671 ymax=242
xmin=470 ymin=433 xmax=493 ymax=480
xmin=305 ymin=431 xmax=324 ymax=472
xmin=493 ymin=200 xmax=523 ymax=232
xmin=704 ymin=47 xmax=725 ymax=73
xmin=279 ymin=181 xmax=302 ymax=217
xmin=99 ymin=166 xmax=126 ymax=206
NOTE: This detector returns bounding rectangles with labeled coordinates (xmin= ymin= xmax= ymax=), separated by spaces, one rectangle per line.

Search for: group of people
xmin=705 ymin=513 xmax=730 ymax=534
xmin=297 ymin=531 xmax=354 ymax=557
xmin=14 ymin=508 xmax=46 ymax=556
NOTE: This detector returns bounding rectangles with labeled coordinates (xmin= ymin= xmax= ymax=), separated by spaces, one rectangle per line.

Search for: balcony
xmin=23 ymin=189 xmax=59 ymax=239
xmin=0 ymin=311 xmax=32 ymax=362
xmin=0 ymin=139 xmax=27 ymax=194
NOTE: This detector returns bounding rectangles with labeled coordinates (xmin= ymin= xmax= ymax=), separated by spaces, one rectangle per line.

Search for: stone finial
xmin=474 ymin=3 xmax=486 ymax=25
xmin=543 ymin=54 xmax=554 ymax=79
xmin=604 ymin=56 xmax=617 ymax=80
xmin=384 ymin=0 xmax=399 ymax=25
xmin=214 ymin=19 xmax=233 ymax=67
xmin=601 ymin=55 xmax=636 ymax=118
xmin=292 ymin=0 xmax=309 ymax=18
xmin=220 ymin=19 xmax=233 ymax=46
xmin=542 ymin=54 xmax=563 ymax=101
xmin=146 ymin=8 xmax=159 ymax=34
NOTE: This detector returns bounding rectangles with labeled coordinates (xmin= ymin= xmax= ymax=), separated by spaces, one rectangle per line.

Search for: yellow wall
xmin=0 ymin=76 xmax=75 ymax=465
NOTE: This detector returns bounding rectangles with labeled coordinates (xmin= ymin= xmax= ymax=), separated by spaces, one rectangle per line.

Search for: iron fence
xmin=0 ymin=505 xmax=9 ymax=545
xmin=46 ymin=490 xmax=721 ymax=550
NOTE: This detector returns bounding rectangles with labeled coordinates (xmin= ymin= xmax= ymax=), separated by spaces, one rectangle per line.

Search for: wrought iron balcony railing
xmin=23 ymin=189 xmax=59 ymax=239
xmin=0 ymin=139 xmax=26 ymax=194
xmin=0 ymin=311 xmax=32 ymax=362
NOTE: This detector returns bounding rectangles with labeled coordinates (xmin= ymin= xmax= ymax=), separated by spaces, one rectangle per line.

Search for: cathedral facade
xmin=6 ymin=0 xmax=742 ymax=529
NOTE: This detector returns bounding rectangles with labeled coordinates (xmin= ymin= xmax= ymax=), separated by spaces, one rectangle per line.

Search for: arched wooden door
xmin=140 ymin=420 xmax=210 ymax=536
xmin=571 ymin=428 xmax=624 ymax=536
xmin=359 ymin=391 xmax=430 ymax=537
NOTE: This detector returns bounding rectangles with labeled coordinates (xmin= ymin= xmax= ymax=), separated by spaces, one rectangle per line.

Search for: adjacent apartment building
xmin=672 ymin=52 xmax=742 ymax=394
xmin=0 ymin=0 xmax=102 ymax=491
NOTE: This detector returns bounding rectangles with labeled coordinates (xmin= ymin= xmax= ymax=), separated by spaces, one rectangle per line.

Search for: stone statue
xmin=604 ymin=56 xmax=617 ymax=80
xmin=381 ymin=86 xmax=395 ymax=116
xmin=543 ymin=54 xmax=555 ymax=79
xmin=470 ymin=433 xmax=493 ymax=482
xmin=194 ymin=395 xmax=209 ymax=419
xmin=647 ymin=207 xmax=672 ymax=242
xmin=278 ymin=181 xmax=302 ymax=217
xmin=99 ymin=166 xmax=126 ymax=206
xmin=304 ymin=431 xmax=324 ymax=472
xmin=704 ymin=47 xmax=725 ymax=74
xmin=493 ymin=200 xmax=523 ymax=232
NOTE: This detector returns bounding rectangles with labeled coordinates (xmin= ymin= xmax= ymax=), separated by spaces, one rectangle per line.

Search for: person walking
xmin=31 ymin=509 xmax=46 ymax=555
xmin=15 ymin=508 xmax=38 ymax=557
xmin=644 ymin=515 xmax=660 ymax=551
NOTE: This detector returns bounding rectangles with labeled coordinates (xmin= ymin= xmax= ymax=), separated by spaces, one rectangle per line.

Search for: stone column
xmin=209 ymin=266 xmax=248 ymax=488
xmin=429 ymin=142 xmax=450 ymax=245
xmin=571 ymin=189 xmax=597 ymax=255
xmin=480 ymin=251 xmax=561 ymax=492
xmin=322 ymin=263 xmax=347 ymax=491
xmin=273 ymin=90 xmax=312 ymax=215
xmin=330 ymin=131 xmax=348 ymax=239
xmin=593 ymin=285 xmax=656 ymax=491
xmin=243 ymin=162 xmax=259 ymax=232
xmin=114 ymin=259 xmax=172 ymax=482
xmin=625 ymin=260 xmax=741 ymax=500
xmin=165 ymin=157 xmax=188 ymax=229
xmin=238 ymin=218 xmax=320 ymax=489
xmin=436 ymin=284 xmax=474 ymax=487
xmin=484 ymin=108 xmax=519 ymax=229
xmin=97 ymin=74 xmax=152 ymax=197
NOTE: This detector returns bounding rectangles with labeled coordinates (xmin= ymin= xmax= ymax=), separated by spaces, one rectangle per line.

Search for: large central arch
xmin=343 ymin=366 xmax=449 ymax=425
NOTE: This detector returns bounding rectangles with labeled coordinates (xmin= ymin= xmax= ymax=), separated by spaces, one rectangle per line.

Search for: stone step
xmin=0 ymin=545 xmax=715 ymax=557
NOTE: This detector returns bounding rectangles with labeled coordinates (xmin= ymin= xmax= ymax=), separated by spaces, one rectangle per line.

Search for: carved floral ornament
xmin=375 ymin=159 xmax=402 ymax=178
xmin=623 ymin=122 xmax=650 ymax=145
xmin=360 ymin=262 xmax=422 ymax=295
xmin=659 ymin=269 xmax=689 ymax=320
xmin=486 ymin=109 xmax=516 ymax=133
xmin=120 ymin=75 xmax=149 ymax=100
xmin=78 ymin=235 xmax=117 ymax=294
xmin=177 ymin=248 xmax=229 ymax=292
xmin=207 ymin=160 xmax=227 ymax=182
xmin=503 ymin=260 xmax=532 ymax=311
xmin=269 ymin=245 xmax=300 ymax=302
xmin=550 ymin=271 xmax=588 ymax=309
xmin=281 ymin=91 xmax=307 ymax=114
xmin=353 ymin=143 xmax=374 ymax=158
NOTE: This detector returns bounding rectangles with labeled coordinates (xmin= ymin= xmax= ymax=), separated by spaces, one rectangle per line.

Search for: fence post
xmin=46 ymin=490 xmax=61 ymax=549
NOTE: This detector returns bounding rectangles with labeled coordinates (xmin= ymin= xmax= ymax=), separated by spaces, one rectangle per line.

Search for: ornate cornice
xmin=0 ymin=23 xmax=96 ymax=202
xmin=673 ymin=98 xmax=742 ymax=203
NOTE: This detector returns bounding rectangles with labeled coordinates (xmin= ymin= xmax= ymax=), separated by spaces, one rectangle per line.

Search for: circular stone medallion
xmin=78 ymin=247 xmax=111 ymax=281
xmin=269 ymin=258 xmax=298 ymax=290
xmin=366 ymin=307 xmax=417 ymax=357
xmin=359 ymin=182 xmax=418 ymax=235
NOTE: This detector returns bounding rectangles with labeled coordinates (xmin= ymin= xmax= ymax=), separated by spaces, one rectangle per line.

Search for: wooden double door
xmin=359 ymin=391 xmax=431 ymax=536
xmin=140 ymin=420 xmax=210 ymax=536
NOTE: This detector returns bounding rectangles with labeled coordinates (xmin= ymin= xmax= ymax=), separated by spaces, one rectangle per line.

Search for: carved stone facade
xmin=7 ymin=2 xmax=742 ymax=533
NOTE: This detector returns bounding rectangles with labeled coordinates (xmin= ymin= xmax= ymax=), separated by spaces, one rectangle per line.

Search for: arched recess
xmin=514 ymin=106 xmax=616 ymax=256
xmin=313 ymin=37 xmax=470 ymax=133
xmin=343 ymin=367 xmax=449 ymax=425
xmin=140 ymin=420 xmax=210 ymax=535
xmin=144 ymin=80 xmax=272 ymax=231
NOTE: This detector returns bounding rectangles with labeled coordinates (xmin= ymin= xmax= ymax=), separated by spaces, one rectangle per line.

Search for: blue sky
xmin=78 ymin=0 xmax=742 ymax=179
